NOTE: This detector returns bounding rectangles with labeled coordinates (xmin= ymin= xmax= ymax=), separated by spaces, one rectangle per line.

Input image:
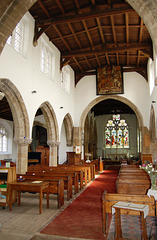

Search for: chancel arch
xmin=79 ymin=95 xmax=145 ymax=157
xmin=0 ymin=78 xmax=30 ymax=174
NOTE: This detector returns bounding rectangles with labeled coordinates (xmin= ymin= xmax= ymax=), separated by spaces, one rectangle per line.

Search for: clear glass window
xmin=0 ymin=126 xmax=8 ymax=152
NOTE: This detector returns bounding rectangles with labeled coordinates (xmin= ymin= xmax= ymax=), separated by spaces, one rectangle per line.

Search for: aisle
xmin=40 ymin=167 xmax=120 ymax=240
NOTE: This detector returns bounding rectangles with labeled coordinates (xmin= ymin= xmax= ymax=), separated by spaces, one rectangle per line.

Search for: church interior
xmin=0 ymin=0 xmax=157 ymax=239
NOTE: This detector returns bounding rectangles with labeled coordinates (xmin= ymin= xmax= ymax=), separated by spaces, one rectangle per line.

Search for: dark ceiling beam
xmin=137 ymin=19 xmax=143 ymax=66
xmin=70 ymin=53 xmax=147 ymax=67
xmin=56 ymin=0 xmax=65 ymax=13
xmin=96 ymin=17 xmax=110 ymax=65
xmin=125 ymin=13 xmax=129 ymax=66
xmin=37 ymin=0 xmax=51 ymax=17
xmin=36 ymin=6 xmax=134 ymax=26
xmin=50 ymin=24 xmax=147 ymax=42
xmin=82 ymin=19 xmax=101 ymax=67
xmin=62 ymin=42 xmax=152 ymax=58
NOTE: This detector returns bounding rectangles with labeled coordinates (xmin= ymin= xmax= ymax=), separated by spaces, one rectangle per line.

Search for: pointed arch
xmin=79 ymin=95 xmax=143 ymax=130
xmin=0 ymin=79 xmax=30 ymax=140
xmin=39 ymin=101 xmax=59 ymax=143
xmin=63 ymin=113 xmax=73 ymax=146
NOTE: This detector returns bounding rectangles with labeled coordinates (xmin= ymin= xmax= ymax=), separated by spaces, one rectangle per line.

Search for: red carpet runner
xmin=41 ymin=166 xmax=120 ymax=240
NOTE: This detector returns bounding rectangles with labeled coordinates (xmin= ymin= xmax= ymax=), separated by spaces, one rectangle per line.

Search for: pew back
xmin=102 ymin=190 xmax=155 ymax=236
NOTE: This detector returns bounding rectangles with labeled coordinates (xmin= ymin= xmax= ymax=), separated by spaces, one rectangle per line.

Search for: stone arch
xmin=79 ymin=95 xmax=144 ymax=154
xmin=0 ymin=78 xmax=30 ymax=173
xmin=80 ymin=95 xmax=143 ymax=130
xmin=63 ymin=113 xmax=73 ymax=147
xmin=39 ymin=101 xmax=59 ymax=144
xmin=0 ymin=1 xmax=37 ymax=54
xmin=0 ymin=78 xmax=30 ymax=140
xmin=149 ymin=104 xmax=156 ymax=142
xmin=127 ymin=0 xmax=157 ymax=53
xmin=39 ymin=101 xmax=59 ymax=166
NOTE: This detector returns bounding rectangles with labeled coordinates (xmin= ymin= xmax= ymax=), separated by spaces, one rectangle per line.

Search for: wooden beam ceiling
xmin=29 ymin=0 xmax=152 ymax=85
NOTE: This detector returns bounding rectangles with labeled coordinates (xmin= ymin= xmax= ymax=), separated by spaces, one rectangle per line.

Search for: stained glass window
xmin=105 ymin=114 xmax=129 ymax=148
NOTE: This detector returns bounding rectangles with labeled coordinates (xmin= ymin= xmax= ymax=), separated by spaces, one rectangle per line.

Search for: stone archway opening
xmin=31 ymin=101 xmax=59 ymax=166
xmin=80 ymin=95 xmax=145 ymax=160
xmin=63 ymin=113 xmax=74 ymax=147
xmin=0 ymin=78 xmax=30 ymax=173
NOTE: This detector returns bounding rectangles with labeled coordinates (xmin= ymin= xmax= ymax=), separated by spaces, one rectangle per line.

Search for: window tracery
xmin=105 ymin=114 xmax=129 ymax=149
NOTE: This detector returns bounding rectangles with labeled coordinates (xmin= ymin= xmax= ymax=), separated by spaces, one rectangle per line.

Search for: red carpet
xmin=40 ymin=166 xmax=120 ymax=240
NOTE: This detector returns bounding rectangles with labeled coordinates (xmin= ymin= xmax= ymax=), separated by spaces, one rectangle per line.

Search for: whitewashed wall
xmin=0 ymin=12 xmax=75 ymax=140
xmin=0 ymin=11 xmax=155 ymax=162
xmin=74 ymin=72 xmax=152 ymax=129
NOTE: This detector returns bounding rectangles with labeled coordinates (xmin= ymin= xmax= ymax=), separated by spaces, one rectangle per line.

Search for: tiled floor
xmin=107 ymin=214 xmax=156 ymax=240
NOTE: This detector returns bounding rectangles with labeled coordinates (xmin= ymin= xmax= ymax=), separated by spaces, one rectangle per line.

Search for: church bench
xmin=116 ymin=178 xmax=151 ymax=195
xmin=118 ymin=173 xmax=150 ymax=179
xmin=58 ymin=164 xmax=90 ymax=184
xmin=121 ymin=165 xmax=138 ymax=168
xmin=119 ymin=168 xmax=146 ymax=173
xmin=17 ymin=175 xmax=64 ymax=208
xmin=19 ymin=173 xmax=72 ymax=201
xmin=81 ymin=162 xmax=96 ymax=178
xmin=102 ymin=190 xmax=156 ymax=237
xmin=27 ymin=167 xmax=80 ymax=193
xmin=29 ymin=164 xmax=89 ymax=185
xmin=28 ymin=165 xmax=84 ymax=188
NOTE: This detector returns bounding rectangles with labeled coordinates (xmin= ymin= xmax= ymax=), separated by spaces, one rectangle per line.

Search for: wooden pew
xmin=118 ymin=172 xmax=150 ymax=179
xmin=28 ymin=165 xmax=84 ymax=189
xmin=19 ymin=173 xmax=72 ymax=201
xmin=58 ymin=165 xmax=89 ymax=184
xmin=119 ymin=168 xmax=146 ymax=173
xmin=102 ymin=190 xmax=156 ymax=237
xmin=27 ymin=166 xmax=80 ymax=193
xmin=17 ymin=175 xmax=64 ymax=208
xmin=29 ymin=164 xmax=89 ymax=185
xmin=116 ymin=178 xmax=151 ymax=194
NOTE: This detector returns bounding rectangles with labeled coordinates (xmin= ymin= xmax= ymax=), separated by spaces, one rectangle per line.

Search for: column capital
xmin=47 ymin=140 xmax=60 ymax=147
xmin=14 ymin=137 xmax=32 ymax=146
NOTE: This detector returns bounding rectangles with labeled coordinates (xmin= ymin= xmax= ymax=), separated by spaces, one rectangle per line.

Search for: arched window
xmin=41 ymin=46 xmax=53 ymax=79
xmin=6 ymin=19 xmax=25 ymax=55
xmin=0 ymin=125 xmax=8 ymax=152
xmin=61 ymin=65 xmax=70 ymax=93
xmin=105 ymin=114 xmax=129 ymax=149
xmin=14 ymin=22 xmax=23 ymax=53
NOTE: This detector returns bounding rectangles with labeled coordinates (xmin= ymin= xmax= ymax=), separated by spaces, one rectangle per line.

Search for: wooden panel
xmin=142 ymin=154 xmax=152 ymax=165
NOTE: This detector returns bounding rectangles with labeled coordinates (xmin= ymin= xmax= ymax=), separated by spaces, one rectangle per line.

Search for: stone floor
xmin=0 ymin=181 xmax=93 ymax=240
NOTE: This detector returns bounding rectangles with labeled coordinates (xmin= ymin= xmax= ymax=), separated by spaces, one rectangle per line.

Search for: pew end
xmin=102 ymin=190 xmax=156 ymax=237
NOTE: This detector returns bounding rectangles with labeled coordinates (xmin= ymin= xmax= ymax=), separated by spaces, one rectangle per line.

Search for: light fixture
xmin=31 ymin=90 xmax=37 ymax=94
xmin=0 ymin=92 xmax=4 ymax=100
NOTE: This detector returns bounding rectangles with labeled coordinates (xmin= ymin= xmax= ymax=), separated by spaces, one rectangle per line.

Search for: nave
xmin=0 ymin=165 xmax=118 ymax=240
xmin=0 ymin=164 xmax=156 ymax=240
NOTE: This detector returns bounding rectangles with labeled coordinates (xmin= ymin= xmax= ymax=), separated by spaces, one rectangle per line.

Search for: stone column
xmin=73 ymin=127 xmax=82 ymax=158
xmin=47 ymin=141 xmax=60 ymax=166
xmin=14 ymin=137 xmax=32 ymax=174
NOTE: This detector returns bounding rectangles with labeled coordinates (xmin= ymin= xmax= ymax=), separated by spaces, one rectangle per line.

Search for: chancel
xmin=0 ymin=0 xmax=157 ymax=239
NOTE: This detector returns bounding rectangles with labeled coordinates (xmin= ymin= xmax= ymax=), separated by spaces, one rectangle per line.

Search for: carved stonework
xmin=47 ymin=140 xmax=60 ymax=147
xmin=14 ymin=137 xmax=32 ymax=146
